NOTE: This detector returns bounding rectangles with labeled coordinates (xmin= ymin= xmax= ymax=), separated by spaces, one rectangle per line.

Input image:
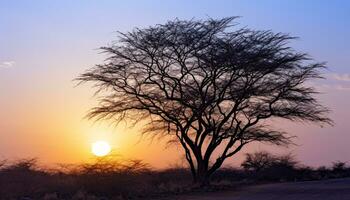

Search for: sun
xmin=91 ymin=141 xmax=111 ymax=157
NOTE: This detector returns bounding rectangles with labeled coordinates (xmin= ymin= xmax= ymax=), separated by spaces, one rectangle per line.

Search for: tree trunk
xmin=194 ymin=160 xmax=211 ymax=187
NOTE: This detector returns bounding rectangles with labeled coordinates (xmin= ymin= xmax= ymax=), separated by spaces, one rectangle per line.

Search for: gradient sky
xmin=1 ymin=0 xmax=350 ymax=168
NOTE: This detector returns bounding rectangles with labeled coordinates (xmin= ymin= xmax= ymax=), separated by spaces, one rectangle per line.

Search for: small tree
xmin=241 ymin=151 xmax=274 ymax=172
xmin=78 ymin=17 xmax=331 ymax=186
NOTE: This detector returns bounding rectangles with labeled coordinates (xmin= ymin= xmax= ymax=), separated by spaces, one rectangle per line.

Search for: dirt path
xmin=171 ymin=178 xmax=350 ymax=200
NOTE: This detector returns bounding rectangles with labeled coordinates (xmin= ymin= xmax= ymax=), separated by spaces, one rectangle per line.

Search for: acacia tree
xmin=78 ymin=17 xmax=331 ymax=186
xmin=241 ymin=151 xmax=274 ymax=172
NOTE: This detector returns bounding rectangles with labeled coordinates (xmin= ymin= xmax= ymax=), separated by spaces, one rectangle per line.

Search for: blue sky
xmin=0 ymin=0 xmax=350 ymax=167
xmin=1 ymin=0 xmax=349 ymax=72
xmin=2 ymin=2 xmax=349 ymax=56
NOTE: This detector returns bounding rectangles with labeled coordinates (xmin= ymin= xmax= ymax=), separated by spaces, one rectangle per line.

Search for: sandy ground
xmin=171 ymin=178 xmax=350 ymax=200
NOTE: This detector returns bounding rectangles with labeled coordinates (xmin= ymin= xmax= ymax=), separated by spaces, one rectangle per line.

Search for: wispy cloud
xmin=0 ymin=61 xmax=15 ymax=68
xmin=313 ymin=73 xmax=350 ymax=92
xmin=315 ymin=84 xmax=350 ymax=92
xmin=330 ymin=73 xmax=350 ymax=82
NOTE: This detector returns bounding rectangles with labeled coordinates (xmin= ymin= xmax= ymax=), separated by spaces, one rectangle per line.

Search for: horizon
xmin=1 ymin=0 xmax=350 ymax=169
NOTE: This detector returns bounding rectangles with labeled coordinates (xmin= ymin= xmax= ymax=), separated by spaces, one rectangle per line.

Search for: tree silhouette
xmin=78 ymin=17 xmax=331 ymax=186
xmin=241 ymin=151 xmax=274 ymax=172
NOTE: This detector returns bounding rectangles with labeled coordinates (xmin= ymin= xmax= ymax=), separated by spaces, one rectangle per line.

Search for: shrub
xmin=241 ymin=151 xmax=274 ymax=172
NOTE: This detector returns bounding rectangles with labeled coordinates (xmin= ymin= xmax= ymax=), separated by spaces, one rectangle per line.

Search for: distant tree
xmin=277 ymin=153 xmax=298 ymax=168
xmin=78 ymin=17 xmax=332 ymax=186
xmin=241 ymin=151 xmax=274 ymax=172
xmin=242 ymin=152 xmax=298 ymax=172
xmin=242 ymin=152 xmax=299 ymax=181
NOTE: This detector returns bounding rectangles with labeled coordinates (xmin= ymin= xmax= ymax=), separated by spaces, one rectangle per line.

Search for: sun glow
xmin=92 ymin=141 xmax=111 ymax=157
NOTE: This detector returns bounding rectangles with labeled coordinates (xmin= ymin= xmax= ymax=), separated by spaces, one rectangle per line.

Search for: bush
xmin=241 ymin=151 xmax=274 ymax=172
xmin=331 ymin=161 xmax=349 ymax=178
xmin=242 ymin=152 xmax=300 ymax=181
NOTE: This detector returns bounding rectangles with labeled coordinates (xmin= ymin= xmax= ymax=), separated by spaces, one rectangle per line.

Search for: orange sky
xmin=0 ymin=76 xmax=183 ymax=168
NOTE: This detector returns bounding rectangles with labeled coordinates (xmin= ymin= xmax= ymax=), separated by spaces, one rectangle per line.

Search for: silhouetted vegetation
xmin=0 ymin=157 xmax=192 ymax=199
xmin=78 ymin=17 xmax=331 ymax=186
xmin=1 ymin=153 xmax=349 ymax=199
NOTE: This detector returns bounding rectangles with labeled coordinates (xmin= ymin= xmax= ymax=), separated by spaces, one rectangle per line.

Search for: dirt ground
xmin=170 ymin=178 xmax=350 ymax=200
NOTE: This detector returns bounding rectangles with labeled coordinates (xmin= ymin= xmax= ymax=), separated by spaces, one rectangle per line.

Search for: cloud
xmin=0 ymin=61 xmax=15 ymax=68
xmin=330 ymin=73 xmax=350 ymax=82
xmin=315 ymin=83 xmax=350 ymax=92
xmin=335 ymin=85 xmax=350 ymax=91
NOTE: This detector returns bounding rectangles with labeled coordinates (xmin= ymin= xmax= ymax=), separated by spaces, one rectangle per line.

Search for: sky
xmin=0 ymin=0 xmax=350 ymax=168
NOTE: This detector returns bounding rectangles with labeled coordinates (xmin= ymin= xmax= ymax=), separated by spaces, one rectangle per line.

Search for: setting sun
xmin=92 ymin=141 xmax=111 ymax=157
